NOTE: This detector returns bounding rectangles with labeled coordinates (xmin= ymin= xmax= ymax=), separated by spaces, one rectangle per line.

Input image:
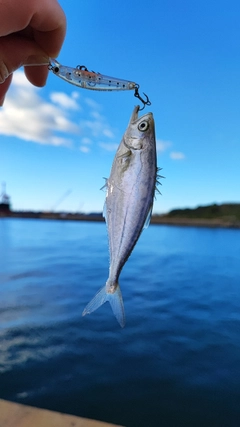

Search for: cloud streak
xmin=156 ymin=139 xmax=172 ymax=152
xmin=0 ymin=71 xmax=115 ymax=149
xmin=156 ymin=139 xmax=186 ymax=160
xmin=170 ymin=151 xmax=186 ymax=160
xmin=0 ymin=71 xmax=80 ymax=146
xmin=99 ymin=142 xmax=119 ymax=151
xmin=50 ymin=91 xmax=80 ymax=110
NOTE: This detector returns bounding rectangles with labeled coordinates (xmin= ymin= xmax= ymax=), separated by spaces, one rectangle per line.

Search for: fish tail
xmin=82 ymin=283 xmax=125 ymax=328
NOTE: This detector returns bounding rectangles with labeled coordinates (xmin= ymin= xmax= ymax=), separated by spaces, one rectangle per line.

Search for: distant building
xmin=0 ymin=182 xmax=11 ymax=213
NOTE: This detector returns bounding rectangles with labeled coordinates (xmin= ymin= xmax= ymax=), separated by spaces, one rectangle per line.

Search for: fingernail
xmin=0 ymin=96 xmax=5 ymax=106
xmin=23 ymin=55 xmax=50 ymax=66
xmin=0 ymin=62 xmax=9 ymax=84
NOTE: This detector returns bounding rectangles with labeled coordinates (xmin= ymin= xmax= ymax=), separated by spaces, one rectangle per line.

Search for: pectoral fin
xmin=143 ymin=205 xmax=153 ymax=229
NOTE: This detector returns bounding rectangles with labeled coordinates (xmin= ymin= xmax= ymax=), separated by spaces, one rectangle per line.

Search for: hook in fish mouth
xmin=130 ymin=105 xmax=140 ymax=122
xmin=129 ymin=105 xmax=153 ymax=127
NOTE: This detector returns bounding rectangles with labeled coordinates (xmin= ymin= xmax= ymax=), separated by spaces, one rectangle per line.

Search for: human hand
xmin=0 ymin=0 xmax=66 ymax=106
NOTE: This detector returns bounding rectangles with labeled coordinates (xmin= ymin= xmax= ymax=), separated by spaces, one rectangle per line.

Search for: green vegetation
xmin=167 ymin=203 xmax=240 ymax=221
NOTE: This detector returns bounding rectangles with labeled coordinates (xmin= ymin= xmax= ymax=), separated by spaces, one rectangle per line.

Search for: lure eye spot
xmin=138 ymin=120 xmax=149 ymax=132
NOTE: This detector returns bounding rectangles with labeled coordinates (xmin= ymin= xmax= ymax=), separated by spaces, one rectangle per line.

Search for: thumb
xmin=0 ymin=34 xmax=49 ymax=84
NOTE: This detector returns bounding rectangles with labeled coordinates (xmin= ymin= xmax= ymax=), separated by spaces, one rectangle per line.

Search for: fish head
xmin=123 ymin=105 xmax=155 ymax=151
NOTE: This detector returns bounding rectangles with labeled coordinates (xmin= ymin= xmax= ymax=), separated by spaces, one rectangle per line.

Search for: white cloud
xmin=170 ymin=151 xmax=186 ymax=160
xmin=81 ymin=137 xmax=92 ymax=145
xmin=72 ymin=91 xmax=80 ymax=100
xmin=103 ymin=128 xmax=115 ymax=138
xmin=79 ymin=137 xmax=92 ymax=153
xmin=50 ymin=92 xmax=80 ymax=110
xmin=84 ymin=97 xmax=102 ymax=110
xmin=80 ymin=118 xmax=114 ymax=139
xmin=0 ymin=71 xmax=80 ymax=146
xmin=12 ymin=71 xmax=32 ymax=88
xmin=0 ymin=71 xmax=137 ymax=151
xmin=99 ymin=142 xmax=119 ymax=151
xmin=90 ymin=110 xmax=103 ymax=120
xmin=156 ymin=139 xmax=172 ymax=152
xmin=80 ymin=99 xmax=115 ymax=139
xmin=50 ymin=137 xmax=73 ymax=147
xmin=80 ymin=145 xmax=90 ymax=153
xmin=156 ymin=139 xmax=185 ymax=160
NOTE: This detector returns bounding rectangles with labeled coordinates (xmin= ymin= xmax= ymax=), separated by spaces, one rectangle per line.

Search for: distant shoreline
xmin=1 ymin=211 xmax=240 ymax=229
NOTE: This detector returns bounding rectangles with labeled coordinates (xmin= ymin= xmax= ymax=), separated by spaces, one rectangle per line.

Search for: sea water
xmin=0 ymin=218 xmax=240 ymax=427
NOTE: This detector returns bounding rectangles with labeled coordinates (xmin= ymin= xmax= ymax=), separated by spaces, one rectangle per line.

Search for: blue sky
xmin=1 ymin=0 xmax=240 ymax=214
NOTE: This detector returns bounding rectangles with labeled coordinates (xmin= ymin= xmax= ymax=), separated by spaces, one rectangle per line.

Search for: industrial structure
xmin=0 ymin=182 xmax=11 ymax=214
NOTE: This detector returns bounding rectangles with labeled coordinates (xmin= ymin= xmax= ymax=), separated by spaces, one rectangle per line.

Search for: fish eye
xmin=138 ymin=120 xmax=149 ymax=132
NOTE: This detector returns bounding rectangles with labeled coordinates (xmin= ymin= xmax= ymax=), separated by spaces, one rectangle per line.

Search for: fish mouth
xmin=131 ymin=105 xmax=140 ymax=122
xmin=130 ymin=105 xmax=152 ymax=124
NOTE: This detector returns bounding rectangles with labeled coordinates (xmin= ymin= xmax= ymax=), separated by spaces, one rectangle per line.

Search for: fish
xmin=82 ymin=105 xmax=160 ymax=327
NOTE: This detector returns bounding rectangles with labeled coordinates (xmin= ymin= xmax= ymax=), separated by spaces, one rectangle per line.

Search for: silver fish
xmin=82 ymin=105 xmax=159 ymax=327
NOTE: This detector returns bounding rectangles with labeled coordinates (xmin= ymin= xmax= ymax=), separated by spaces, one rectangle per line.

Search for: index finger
xmin=30 ymin=0 xmax=67 ymax=57
xmin=0 ymin=0 xmax=66 ymax=57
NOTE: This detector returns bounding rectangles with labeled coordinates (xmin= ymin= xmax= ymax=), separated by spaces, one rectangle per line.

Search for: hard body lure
xmin=49 ymin=58 xmax=136 ymax=91
xmin=49 ymin=58 xmax=151 ymax=109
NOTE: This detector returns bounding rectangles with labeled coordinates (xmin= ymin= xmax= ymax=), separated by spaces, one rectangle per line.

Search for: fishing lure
xmin=48 ymin=58 xmax=151 ymax=109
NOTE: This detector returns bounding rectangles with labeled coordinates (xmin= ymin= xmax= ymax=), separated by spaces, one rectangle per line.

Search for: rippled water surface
xmin=0 ymin=218 xmax=240 ymax=426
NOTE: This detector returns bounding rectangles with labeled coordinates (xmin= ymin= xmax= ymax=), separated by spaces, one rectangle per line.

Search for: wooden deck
xmin=0 ymin=399 xmax=124 ymax=427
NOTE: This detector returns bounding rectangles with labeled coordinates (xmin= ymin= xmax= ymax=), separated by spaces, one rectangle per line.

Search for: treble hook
xmin=134 ymin=84 xmax=151 ymax=110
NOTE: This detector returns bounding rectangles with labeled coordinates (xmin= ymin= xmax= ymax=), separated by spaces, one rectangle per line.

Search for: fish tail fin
xmin=108 ymin=284 xmax=125 ymax=328
xmin=82 ymin=283 xmax=125 ymax=328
